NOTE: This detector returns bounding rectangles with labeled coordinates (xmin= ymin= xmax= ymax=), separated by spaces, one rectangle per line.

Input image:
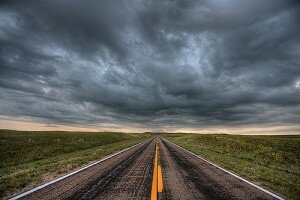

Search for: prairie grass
xmin=162 ymin=133 xmax=300 ymax=200
xmin=0 ymin=130 xmax=152 ymax=198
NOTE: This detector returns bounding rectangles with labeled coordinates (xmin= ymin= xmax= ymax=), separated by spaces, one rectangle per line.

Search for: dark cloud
xmin=0 ymin=0 xmax=299 ymax=131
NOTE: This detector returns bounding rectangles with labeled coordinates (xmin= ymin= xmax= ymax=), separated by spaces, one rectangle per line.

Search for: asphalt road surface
xmin=12 ymin=137 xmax=282 ymax=200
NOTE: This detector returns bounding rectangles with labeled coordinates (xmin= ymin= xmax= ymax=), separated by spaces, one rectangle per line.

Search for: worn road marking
xmin=158 ymin=165 xmax=163 ymax=192
xmin=151 ymin=141 xmax=163 ymax=200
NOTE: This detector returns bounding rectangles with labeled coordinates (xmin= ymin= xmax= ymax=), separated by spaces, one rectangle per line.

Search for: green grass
xmin=162 ymin=133 xmax=300 ymax=200
xmin=0 ymin=130 xmax=152 ymax=198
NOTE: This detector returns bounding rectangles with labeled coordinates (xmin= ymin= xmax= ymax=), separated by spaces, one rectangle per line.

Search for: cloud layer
xmin=0 ymin=0 xmax=299 ymax=132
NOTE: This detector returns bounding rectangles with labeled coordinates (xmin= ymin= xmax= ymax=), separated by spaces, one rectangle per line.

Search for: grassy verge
xmin=162 ymin=133 xmax=300 ymax=200
xmin=0 ymin=130 xmax=152 ymax=198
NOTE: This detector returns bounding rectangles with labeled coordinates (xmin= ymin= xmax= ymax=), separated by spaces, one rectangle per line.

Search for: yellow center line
xmin=151 ymin=140 xmax=163 ymax=200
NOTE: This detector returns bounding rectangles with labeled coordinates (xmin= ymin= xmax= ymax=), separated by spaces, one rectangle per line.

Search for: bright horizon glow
xmin=1 ymin=117 xmax=299 ymax=135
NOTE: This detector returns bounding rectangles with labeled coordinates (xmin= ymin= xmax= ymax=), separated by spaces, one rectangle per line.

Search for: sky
xmin=0 ymin=0 xmax=299 ymax=134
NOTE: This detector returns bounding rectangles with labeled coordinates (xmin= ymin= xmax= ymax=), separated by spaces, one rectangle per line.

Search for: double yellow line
xmin=151 ymin=141 xmax=163 ymax=200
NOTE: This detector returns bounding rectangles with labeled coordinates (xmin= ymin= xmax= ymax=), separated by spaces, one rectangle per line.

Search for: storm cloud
xmin=0 ymin=0 xmax=299 ymax=132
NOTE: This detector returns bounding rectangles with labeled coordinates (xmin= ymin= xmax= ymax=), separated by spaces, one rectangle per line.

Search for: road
xmin=11 ymin=137 xmax=283 ymax=200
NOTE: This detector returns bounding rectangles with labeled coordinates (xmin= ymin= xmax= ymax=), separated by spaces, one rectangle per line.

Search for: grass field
xmin=162 ymin=133 xmax=300 ymax=200
xmin=0 ymin=130 xmax=152 ymax=198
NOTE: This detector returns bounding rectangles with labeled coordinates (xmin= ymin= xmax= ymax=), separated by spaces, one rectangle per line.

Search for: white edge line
xmin=10 ymin=139 xmax=152 ymax=200
xmin=162 ymin=137 xmax=285 ymax=200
